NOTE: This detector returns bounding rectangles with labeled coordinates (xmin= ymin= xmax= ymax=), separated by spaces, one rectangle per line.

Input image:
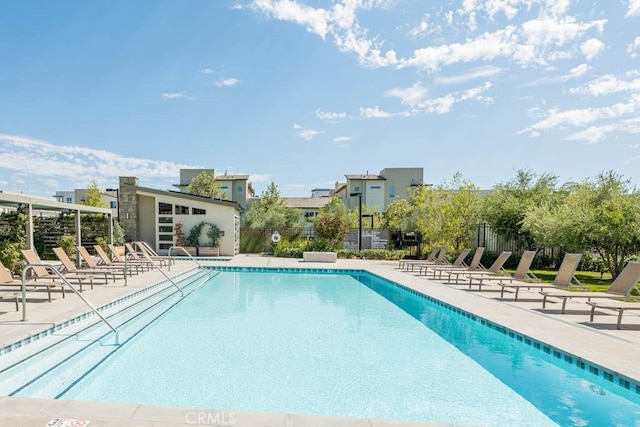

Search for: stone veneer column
xmin=119 ymin=176 xmax=139 ymax=242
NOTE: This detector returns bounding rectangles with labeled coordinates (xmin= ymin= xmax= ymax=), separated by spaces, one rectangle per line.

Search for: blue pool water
xmin=9 ymin=269 xmax=640 ymax=425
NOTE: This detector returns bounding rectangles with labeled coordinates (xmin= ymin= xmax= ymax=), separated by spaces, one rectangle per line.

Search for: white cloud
xmin=568 ymin=63 xmax=590 ymax=78
xmin=628 ymin=37 xmax=640 ymax=57
xmin=315 ymin=109 xmax=347 ymax=120
xmin=292 ymin=123 xmax=321 ymax=140
xmin=580 ymin=38 xmax=605 ymax=60
xmin=523 ymin=94 xmax=640 ymax=132
xmin=161 ymin=92 xmax=190 ymax=99
xmin=359 ymin=106 xmax=393 ymax=118
xmin=521 ymin=17 xmax=605 ymax=47
xmin=435 ymin=65 xmax=503 ymax=85
xmin=384 ymin=82 xmax=428 ymax=107
xmin=408 ymin=20 xmax=430 ymax=37
xmin=333 ymin=136 xmax=351 ymax=142
xmin=628 ymin=0 xmax=640 ymax=17
xmin=0 ymin=134 xmax=195 ymax=194
xmin=199 ymin=68 xmax=216 ymax=74
xmin=248 ymin=173 xmax=271 ymax=183
xmin=215 ymin=78 xmax=240 ymax=87
xmin=569 ymin=74 xmax=640 ymax=97
xmin=565 ymin=118 xmax=640 ymax=143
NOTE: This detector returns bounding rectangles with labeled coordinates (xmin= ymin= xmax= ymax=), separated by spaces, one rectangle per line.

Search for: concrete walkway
xmin=0 ymin=254 xmax=639 ymax=426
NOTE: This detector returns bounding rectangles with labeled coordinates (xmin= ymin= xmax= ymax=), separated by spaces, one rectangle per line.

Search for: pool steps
xmin=0 ymin=269 xmax=213 ymax=397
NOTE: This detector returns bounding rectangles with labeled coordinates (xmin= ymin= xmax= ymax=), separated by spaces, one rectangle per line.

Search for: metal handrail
xmin=133 ymin=241 xmax=175 ymax=268
xmin=21 ymin=264 xmax=118 ymax=335
xmin=132 ymin=251 xmax=185 ymax=297
xmin=167 ymin=246 xmax=214 ymax=278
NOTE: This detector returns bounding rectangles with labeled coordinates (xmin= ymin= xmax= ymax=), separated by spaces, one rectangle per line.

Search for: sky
xmin=1 ymin=0 xmax=639 ymax=199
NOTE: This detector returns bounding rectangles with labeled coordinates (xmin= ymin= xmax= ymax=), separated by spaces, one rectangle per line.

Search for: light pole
xmin=350 ymin=192 xmax=362 ymax=251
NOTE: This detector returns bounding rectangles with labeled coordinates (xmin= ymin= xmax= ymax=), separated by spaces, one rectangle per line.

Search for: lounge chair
xmin=108 ymin=244 xmax=153 ymax=271
xmin=53 ymin=247 xmax=115 ymax=283
xmin=444 ymin=251 xmax=512 ymax=284
xmin=427 ymin=247 xmax=486 ymax=279
xmin=0 ymin=260 xmax=55 ymax=308
xmin=93 ymin=245 xmax=144 ymax=274
xmin=497 ymin=253 xmax=586 ymax=301
xmin=585 ymin=300 xmax=640 ymax=329
xmin=125 ymin=242 xmax=170 ymax=268
xmin=467 ymin=250 xmax=539 ymax=290
xmin=135 ymin=241 xmax=174 ymax=267
xmin=77 ymin=246 xmax=132 ymax=278
xmin=539 ymin=261 xmax=640 ymax=314
xmin=408 ymin=246 xmax=449 ymax=273
xmin=418 ymin=248 xmax=471 ymax=276
xmin=399 ymin=246 xmax=441 ymax=270
xmin=21 ymin=249 xmax=95 ymax=293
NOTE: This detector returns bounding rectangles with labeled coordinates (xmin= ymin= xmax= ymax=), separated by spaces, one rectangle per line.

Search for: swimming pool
xmin=2 ymin=268 xmax=640 ymax=425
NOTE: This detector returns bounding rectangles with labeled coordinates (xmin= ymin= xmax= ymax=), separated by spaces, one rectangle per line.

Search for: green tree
xmin=481 ymin=169 xmax=559 ymax=250
xmin=187 ymin=171 xmax=226 ymax=199
xmin=382 ymin=199 xmax=410 ymax=230
xmin=314 ymin=198 xmax=350 ymax=249
xmin=243 ymin=182 xmax=301 ymax=251
xmin=522 ymin=171 xmax=640 ymax=278
xmin=83 ymin=180 xmax=107 ymax=208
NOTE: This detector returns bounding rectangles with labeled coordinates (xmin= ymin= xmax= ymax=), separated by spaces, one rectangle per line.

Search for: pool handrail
xmin=21 ymin=263 xmax=117 ymax=335
xmin=130 ymin=249 xmax=185 ymax=297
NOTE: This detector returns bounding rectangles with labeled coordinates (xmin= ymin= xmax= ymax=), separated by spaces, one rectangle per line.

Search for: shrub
xmin=58 ymin=234 xmax=77 ymax=257
xmin=0 ymin=241 xmax=24 ymax=275
xmin=578 ymin=251 xmax=606 ymax=273
xmin=95 ymin=237 xmax=109 ymax=253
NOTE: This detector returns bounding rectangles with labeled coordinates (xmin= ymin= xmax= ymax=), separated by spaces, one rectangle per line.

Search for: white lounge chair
xmin=427 ymin=247 xmax=486 ymax=280
xmin=418 ymin=248 xmax=470 ymax=276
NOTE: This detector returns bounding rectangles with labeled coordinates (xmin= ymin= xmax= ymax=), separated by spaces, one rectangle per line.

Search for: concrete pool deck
xmin=1 ymin=254 xmax=639 ymax=426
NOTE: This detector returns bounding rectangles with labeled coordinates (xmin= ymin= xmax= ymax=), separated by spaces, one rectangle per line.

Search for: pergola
xmin=0 ymin=190 xmax=114 ymax=252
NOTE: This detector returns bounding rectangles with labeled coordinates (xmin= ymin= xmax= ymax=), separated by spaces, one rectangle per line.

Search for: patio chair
xmin=466 ymin=250 xmax=540 ymax=290
xmin=399 ymin=246 xmax=441 ymax=270
xmin=418 ymin=248 xmax=470 ymax=276
xmin=428 ymin=247 xmax=486 ymax=279
xmin=77 ymin=246 xmax=132 ymax=278
xmin=52 ymin=247 xmax=115 ymax=283
xmin=539 ymin=261 xmax=640 ymax=314
xmin=21 ymin=249 xmax=95 ymax=294
xmin=497 ymin=253 xmax=586 ymax=301
xmin=93 ymin=245 xmax=144 ymax=274
xmin=0 ymin=260 xmax=55 ymax=309
xmin=444 ymin=251 xmax=512 ymax=284
xmin=407 ymin=246 xmax=449 ymax=273
xmin=108 ymin=244 xmax=153 ymax=271
xmin=585 ymin=299 xmax=640 ymax=329
xmin=125 ymin=242 xmax=170 ymax=268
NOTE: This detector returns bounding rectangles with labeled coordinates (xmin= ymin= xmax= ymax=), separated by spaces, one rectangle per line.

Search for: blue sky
xmin=1 ymin=0 xmax=639 ymax=198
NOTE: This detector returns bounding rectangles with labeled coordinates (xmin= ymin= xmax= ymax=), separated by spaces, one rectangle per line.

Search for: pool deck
xmin=1 ymin=254 xmax=640 ymax=426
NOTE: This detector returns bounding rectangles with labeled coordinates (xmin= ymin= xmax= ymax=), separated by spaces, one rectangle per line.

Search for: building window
xmin=192 ymin=207 xmax=206 ymax=215
xmin=159 ymin=226 xmax=173 ymax=233
xmin=66 ymin=197 xmax=72 ymax=203
xmin=354 ymin=186 xmax=360 ymax=192
xmin=158 ymin=234 xmax=174 ymax=241
xmin=110 ymin=201 xmax=117 ymax=209
xmin=237 ymin=186 xmax=243 ymax=193
xmin=390 ymin=186 xmax=395 ymax=197
xmin=158 ymin=217 xmax=173 ymax=224
xmin=159 ymin=243 xmax=173 ymax=250
xmin=370 ymin=185 xmax=381 ymax=189
xmin=220 ymin=186 xmax=228 ymax=190
xmin=158 ymin=202 xmax=172 ymax=215
xmin=175 ymin=205 xmax=189 ymax=215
